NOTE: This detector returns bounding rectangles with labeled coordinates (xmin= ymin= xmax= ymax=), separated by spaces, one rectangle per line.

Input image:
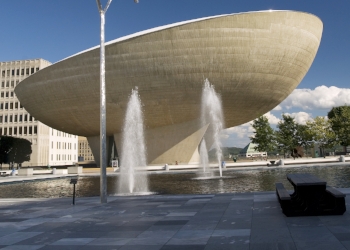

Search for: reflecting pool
xmin=1 ymin=165 xmax=350 ymax=198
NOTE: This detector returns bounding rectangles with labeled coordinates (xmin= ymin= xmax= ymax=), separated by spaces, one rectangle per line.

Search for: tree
xmin=306 ymin=116 xmax=336 ymax=157
xmin=275 ymin=114 xmax=298 ymax=158
xmin=250 ymin=115 xmax=276 ymax=156
xmin=0 ymin=136 xmax=15 ymax=166
xmin=0 ymin=136 xmax=32 ymax=168
xmin=8 ymin=138 xmax=32 ymax=166
xmin=295 ymin=124 xmax=314 ymax=157
xmin=328 ymin=106 xmax=350 ymax=153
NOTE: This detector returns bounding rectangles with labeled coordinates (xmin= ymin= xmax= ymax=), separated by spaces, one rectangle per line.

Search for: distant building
xmin=239 ymin=143 xmax=267 ymax=158
xmin=0 ymin=59 xmax=78 ymax=167
xmin=78 ymin=136 xmax=95 ymax=163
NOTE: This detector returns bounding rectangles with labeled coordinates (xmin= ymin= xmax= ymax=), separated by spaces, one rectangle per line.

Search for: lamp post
xmin=96 ymin=0 xmax=139 ymax=203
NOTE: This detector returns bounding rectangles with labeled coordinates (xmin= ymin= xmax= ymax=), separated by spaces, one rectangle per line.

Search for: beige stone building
xmin=15 ymin=11 xmax=323 ymax=166
xmin=0 ymin=59 xmax=78 ymax=167
xmin=78 ymin=136 xmax=95 ymax=163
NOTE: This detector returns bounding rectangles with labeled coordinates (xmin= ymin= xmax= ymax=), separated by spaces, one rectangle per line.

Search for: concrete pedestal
xmin=68 ymin=166 xmax=83 ymax=174
xmin=18 ymin=168 xmax=33 ymax=176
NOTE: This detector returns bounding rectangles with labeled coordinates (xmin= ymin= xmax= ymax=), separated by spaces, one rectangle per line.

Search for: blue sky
xmin=1 ymin=1 xmax=350 ymax=147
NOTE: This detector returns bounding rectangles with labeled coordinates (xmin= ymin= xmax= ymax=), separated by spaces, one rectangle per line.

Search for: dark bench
xmin=275 ymin=183 xmax=293 ymax=216
xmin=321 ymin=186 xmax=346 ymax=215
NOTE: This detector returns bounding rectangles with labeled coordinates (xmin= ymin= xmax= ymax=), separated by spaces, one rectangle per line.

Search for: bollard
xmin=70 ymin=178 xmax=78 ymax=205
xmin=165 ymin=164 xmax=169 ymax=171
xmin=279 ymin=159 xmax=284 ymax=166
xmin=52 ymin=168 xmax=56 ymax=175
xmin=340 ymin=155 xmax=345 ymax=162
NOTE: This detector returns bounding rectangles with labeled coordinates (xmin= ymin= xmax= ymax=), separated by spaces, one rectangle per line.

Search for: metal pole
xmin=96 ymin=0 xmax=112 ymax=204
xmin=73 ymin=183 xmax=76 ymax=205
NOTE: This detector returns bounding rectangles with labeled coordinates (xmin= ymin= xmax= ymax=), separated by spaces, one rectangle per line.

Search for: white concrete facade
xmin=0 ymin=59 xmax=78 ymax=167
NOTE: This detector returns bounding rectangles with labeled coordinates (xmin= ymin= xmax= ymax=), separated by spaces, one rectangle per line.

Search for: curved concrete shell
xmin=15 ymin=10 xmax=323 ymax=165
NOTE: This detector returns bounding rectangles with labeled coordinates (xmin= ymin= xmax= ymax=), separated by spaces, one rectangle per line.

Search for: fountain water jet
xmin=200 ymin=79 xmax=225 ymax=177
xmin=118 ymin=88 xmax=149 ymax=194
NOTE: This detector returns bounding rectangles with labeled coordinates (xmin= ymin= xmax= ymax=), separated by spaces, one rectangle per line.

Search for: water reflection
xmin=0 ymin=165 xmax=350 ymax=198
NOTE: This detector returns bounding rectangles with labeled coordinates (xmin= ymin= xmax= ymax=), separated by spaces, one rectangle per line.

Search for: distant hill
xmin=208 ymin=147 xmax=243 ymax=161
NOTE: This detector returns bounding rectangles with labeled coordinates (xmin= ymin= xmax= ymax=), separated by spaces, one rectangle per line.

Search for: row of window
xmin=1 ymin=80 xmax=19 ymax=88
xmin=0 ymin=114 xmax=35 ymax=123
xmin=1 ymin=67 xmax=39 ymax=78
xmin=0 ymin=101 xmax=24 ymax=110
xmin=0 ymin=126 xmax=38 ymax=136
xmin=52 ymin=130 xmax=75 ymax=138
xmin=1 ymin=91 xmax=15 ymax=98
xmin=52 ymin=154 xmax=76 ymax=161
xmin=51 ymin=141 xmax=76 ymax=150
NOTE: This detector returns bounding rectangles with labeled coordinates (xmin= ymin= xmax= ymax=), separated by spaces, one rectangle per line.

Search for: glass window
xmin=31 ymin=68 xmax=34 ymax=74
xmin=5 ymin=103 xmax=8 ymax=109
xmin=16 ymin=69 xmax=19 ymax=76
xmin=15 ymin=102 xmax=18 ymax=109
xmin=21 ymin=69 xmax=24 ymax=75
xmin=26 ymin=68 xmax=29 ymax=75
xmin=34 ymin=125 xmax=37 ymax=134
xmin=14 ymin=127 xmax=17 ymax=135
xmin=1 ymin=82 xmax=4 ymax=88
xmin=4 ymin=127 xmax=7 ymax=135
xmin=11 ymin=81 xmax=14 ymax=87
xmin=14 ymin=115 xmax=17 ymax=122
xmin=1 ymin=71 xmax=5 ymax=77
xmin=19 ymin=126 xmax=22 ymax=134
xmin=0 ymin=115 xmax=2 ymax=123
xmin=6 ymin=70 xmax=10 ymax=76
xmin=5 ymin=92 xmax=8 ymax=98
xmin=10 ymin=92 xmax=13 ymax=97
xmin=11 ymin=70 xmax=15 ymax=76
xmin=6 ymin=81 xmax=9 ymax=87
xmin=0 ymin=103 xmax=3 ymax=109
xmin=24 ymin=126 xmax=27 ymax=134
xmin=4 ymin=115 xmax=7 ymax=123
xmin=0 ymin=128 xmax=2 ymax=135
xmin=9 ymin=115 xmax=12 ymax=122
xmin=19 ymin=115 xmax=22 ymax=122
xmin=24 ymin=114 xmax=27 ymax=122
xmin=9 ymin=127 xmax=12 ymax=135
xmin=29 ymin=126 xmax=32 ymax=134
xmin=1 ymin=92 xmax=3 ymax=98
xmin=10 ymin=103 xmax=13 ymax=109
xmin=36 ymin=67 xmax=39 ymax=72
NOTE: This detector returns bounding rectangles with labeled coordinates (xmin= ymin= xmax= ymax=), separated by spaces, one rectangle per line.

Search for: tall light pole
xmin=96 ymin=0 xmax=139 ymax=203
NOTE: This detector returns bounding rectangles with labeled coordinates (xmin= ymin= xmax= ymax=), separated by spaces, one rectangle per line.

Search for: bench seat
xmin=276 ymin=183 xmax=291 ymax=201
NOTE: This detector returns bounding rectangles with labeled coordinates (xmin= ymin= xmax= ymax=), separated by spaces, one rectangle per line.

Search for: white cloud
xmin=281 ymin=86 xmax=350 ymax=110
xmin=273 ymin=105 xmax=282 ymax=111
xmin=284 ymin=112 xmax=313 ymax=125
xmin=264 ymin=111 xmax=280 ymax=125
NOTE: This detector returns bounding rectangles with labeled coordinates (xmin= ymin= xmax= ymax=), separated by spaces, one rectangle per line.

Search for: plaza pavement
xmin=1 ymin=189 xmax=350 ymax=249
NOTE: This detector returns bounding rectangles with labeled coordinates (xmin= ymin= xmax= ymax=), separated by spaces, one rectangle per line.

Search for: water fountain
xmin=118 ymin=87 xmax=149 ymax=194
xmin=199 ymin=79 xmax=225 ymax=177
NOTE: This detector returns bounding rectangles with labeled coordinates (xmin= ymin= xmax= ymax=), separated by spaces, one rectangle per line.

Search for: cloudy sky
xmin=1 ymin=1 xmax=349 ymax=148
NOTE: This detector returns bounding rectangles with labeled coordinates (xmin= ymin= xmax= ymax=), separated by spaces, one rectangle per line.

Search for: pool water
xmin=1 ymin=165 xmax=350 ymax=198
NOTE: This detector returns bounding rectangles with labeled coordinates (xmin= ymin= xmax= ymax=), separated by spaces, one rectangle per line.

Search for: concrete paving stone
xmin=212 ymin=229 xmax=250 ymax=237
xmin=166 ymin=212 xmax=197 ymax=217
xmin=147 ymin=225 xmax=185 ymax=231
xmin=251 ymin=216 xmax=287 ymax=228
xmin=215 ymin=218 xmax=251 ymax=229
xmin=204 ymin=244 xmax=249 ymax=250
xmin=20 ymin=222 xmax=68 ymax=232
xmin=171 ymin=229 xmax=213 ymax=240
xmin=50 ymin=237 xmax=96 ymax=245
xmin=0 ymin=232 xmax=42 ymax=245
xmin=0 ymin=222 xmax=29 ymax=231
xmin=329 ymin=226 xmax=350 ymax=234
xmin=249 ymin=242 xmax=297 ymax=250
xmin=38 ymin=245 xmax=81 ymax=250
xmin=80 ymin=246 xmax=123 ymax=250
xmin=333 ymin=233 xmax=350 ymax=241
xmin=181 ymin=223 xmax=218 ymax=230
xmin=285 ymin=216 xmax=324 ymax=227
xmin=157 ymin=205 xmax=181 ymax=208
xmin=137 ymin=230 xmax=177 ymax=239
xmin=250 ymin=227 xmax=294 ymax=243
xmin=87 ymin=237 xmax=132 ymax=245
xmin=104 ymin=231 xmax=142 ymax=238
xmin=162 ymin=245 xmax=205 ymax=250
xmin=294 ymin=241 xmax=346 ymax=250
xmin=341 ymin=241 xmax=350 ymax=250
xmin=13 ymin=232 xmax=69 ymax=245
xmin=206 ymin=235 xmax=249 ymax=245
xmin=127 ymin=235 xmax=171 ymax=245
xmin=119 ymin=245 xmax=162 ymax=250
xmin=289 ymin=226 xmax=338 ymax=242
xmin=154 ymin=220 xmax=188 ymax=225
xmin=1 ymin=245 xmax=44 ymax=250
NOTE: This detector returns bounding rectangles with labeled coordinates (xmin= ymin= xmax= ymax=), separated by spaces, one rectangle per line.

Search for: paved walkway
xmin=1 ymin=189 xmax=350 ymax=249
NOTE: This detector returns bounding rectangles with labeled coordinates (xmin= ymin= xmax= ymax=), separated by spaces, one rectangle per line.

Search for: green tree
xmin=328 ymin=105 xmax=350 ymax=153
xmin=250 ymin=116 xmax=276 ymax=156
xmin=295 ymin=124 xmax=314 ymax=157
xmin=275 ymin=114 xmax=298 ymax=158
xmin=0 ymin=136 xmax=15 ymax=166
xmin=306 ymin=116 xmax=336 ymax=157
xmin=8 ymin=138 xmax=32 ymax=166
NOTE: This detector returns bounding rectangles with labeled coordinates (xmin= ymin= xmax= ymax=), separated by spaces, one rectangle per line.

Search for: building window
xmin=16 ymin=69 xmax=19 ymax=76
xmin=11 ymin=81 xmax=14 ymax=87
xmin=21 ymin=69 xmax=24 ymax=75
xmin=6 ymin=70 xmax=10 ymax=77
xmin=9 ymin=115 xmax=12 ymax=122
xmin=15 ymin=102 xmax=18 ymax=109
xmin=29 ymin=126 xmax=32 ymax=134
xmin=4 ymin=127 xmax=7 ymax=135
xmin=51 ymin=141 xmax=53 ymax=149
xmin=0 ymin=128 xmax=2 ymax=135
xmin=24 ymin=114 xmax=27 ymax=122
xmin=14 ymin=127 xmax=17 ymax=135
xmin=5 ymin=103 xmax=8 ymax=109
xmin=11 ymin=70 xmax=15 ymax=76
xmin=6 ymin=81 xmax=9 ymax=88
xmin=0 ymin=103 xmax=3 ymax=110
xmin=31 ymin=67 xmax=34 ymax=74
xmin=1 ymin=82 xmax=4 ymax=88
xmin=5 ymin=92 xmax=8 ymax=98
xmin=4 ymin=115 xmax=7 ymax=123
xmin=10 ymin=102 xmax=13 ymax=109
xmin=9 ymin=127 xmax=12 ymax=135
xmin=34 ymin=125 xmax=37 ymax=134
xmin=0 ymin=115 xmax=2 ymax=123
xmin=10 ymin=92 xmax=14 ymax=98
xmin=36 ymin=67 xmax=39 ymax=72
xmin=19 ymin=115 xmax=22 ymax=122
xmin=14 ymin=115 xmax=17 ymax=122
xmin=19 ymin=127 xmax=22 ymax=135
xmin=26 ymin=68 xmax=29 ymax=75
xmin=1 ymin=71 xmax=4 ymax=77
xmin=24 ymin=126 xmax=27 ymax=134
xmin=1 ymin=92 xmax=3 ymax=98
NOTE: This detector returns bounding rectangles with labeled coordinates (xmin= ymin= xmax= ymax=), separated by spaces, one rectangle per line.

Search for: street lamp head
xmin=134 ymin=0 xmax=139 ymax=3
